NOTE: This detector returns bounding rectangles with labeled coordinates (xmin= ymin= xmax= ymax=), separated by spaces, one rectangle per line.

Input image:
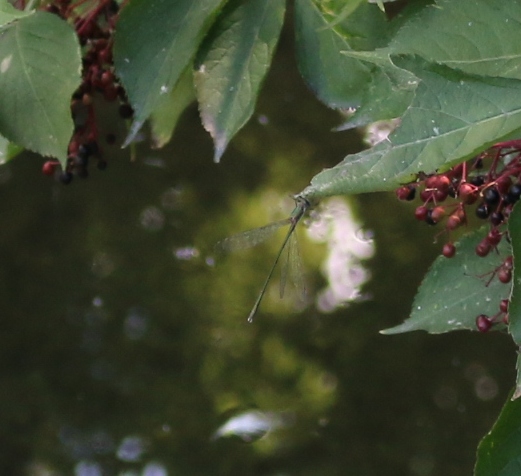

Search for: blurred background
xmin=0 ymin=20 xmax=516 ymax=476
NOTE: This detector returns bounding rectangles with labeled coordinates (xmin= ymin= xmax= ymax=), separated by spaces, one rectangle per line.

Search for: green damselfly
xmin=217 ymin=196 xmax=311 ymax=322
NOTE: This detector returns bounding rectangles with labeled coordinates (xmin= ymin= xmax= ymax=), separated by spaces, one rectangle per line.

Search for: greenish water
xmin=0 ymin=31 xmax=516 ymax=476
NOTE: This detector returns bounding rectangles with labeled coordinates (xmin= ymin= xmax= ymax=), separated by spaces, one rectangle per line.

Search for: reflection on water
xmin=140 ymin=206 xmax=165 ymax=231
xmin=306 ymin=197 xmax=375 ymax=312
xmin=116 ymin=435 xmax=147 ymax=462
xmin=212 ymin=410 xmax=290 ymax=442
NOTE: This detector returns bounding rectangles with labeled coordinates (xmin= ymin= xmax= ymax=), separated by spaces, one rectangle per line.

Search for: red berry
xmin=100 ymin=70 xmax=114 ymax=86
xmin=42 ymin=160 xmax=56 ymax=176
xmin=503 ymin=256 xmax=513 ymax=270
xmin=498 ymin=268 xmax=512 ymax=284
xmin=437 ymin=175 xmax=451 ymax=191
xmin=475 ymin=240 xmax=491 ymax=257
xmin=500 ymin=299 xmax=509 ymax=313
xmin=415 ymin=206 xmax=428 ymax=221
xmin=98 ymin=47 xmax=113 ymax=65
xmin=103 ymin=85 xmax=118 ymax=101
xmin=476 ymin=314 xmax=493 ymax=332
xmin=431 ymin=206 xmax=445 ymax=222
xmin=396 ymin=185 xmax=416 ymax=201
xmin=486 ymin=229 xmax=502 ymax=246
xmin=459 ymin=182 xmax=478 ymax=204
xmin=496 ymin=175 xmax=512 ymax=194
xmin=451 ymin=164 xmax=464 ymax=178
xmin=434 ymin=189 xmax=448 ymax=202
xmin=82 ymin=93 xmax=93 ymax=106
xmin=446 ymin=214 xmax=462 ymax=230
xmin=420 ymin=189 xmax=433 ymax=202
xmin=442 ymin=242 xmax=456 ymax=258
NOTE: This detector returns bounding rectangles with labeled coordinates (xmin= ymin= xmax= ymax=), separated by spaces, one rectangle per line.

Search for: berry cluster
xmin=396 ymin=139 xmax=521 ymax=331
xmin=476 ymin=297 xmax=510 ymax=333
xmin=40 ymin=0 xmax=131 ymax=183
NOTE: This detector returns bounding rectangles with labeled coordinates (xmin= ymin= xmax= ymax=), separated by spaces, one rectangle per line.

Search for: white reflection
xmin=409 ymin=453 xmax=435 ymax=476
xmin=364 ymin=119 xmax=400 ymax=146
xmin=306 ymin=198 xmax=375 ymax=312
xmin=117 ymin=436 xmax=147 ymax=462
xmin=475 ymin=375 xmax=498 ymax=401
xmin=173 ymin=246 xmax=200 ymax=261
xmin=161 ymin=187 xmax=183 ymax=210
xmin=124 ymin=307 xmax=149 ymax=340
xmin=90 ymin=430 xmax=114 ymax=454
xmin=140 ymin=206 xmax=165 ymax=231
xmin=142 ymin=462 xmax=168 ymax=476
xmin=257 ymin=114 xmax=269 ymax=125
xmin=212 ymin=410 xmax=289 ymax=442
xmin=91 ymin=252 xmax=116 ymax=278
xmin=75 ymin=461 xmax=102 ymax=476
xmin=433 ymin=385 xmax=458 ymax=410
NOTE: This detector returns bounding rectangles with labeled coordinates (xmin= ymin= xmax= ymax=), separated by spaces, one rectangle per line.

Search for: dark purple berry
xmin=490 ymin=211 xmax=504 ymax=226
xmin=476 ymin=203 xmax=490 ymax=219
xmin=470 ymin=175 xmax=485 ymax=186
xmin=76 ymin=166 xmax=89 ymax=178
xmin=483 ymin=187 xmax=500 ymax=205
xmin=425 ymin=209 xmax=437 ymax=225
xmin=118 ymin=103 xmax=134 ymax=119
xmin=506 ymin=183 xmax=521 ymax=204
xmin=474 ymin=157 xmax=484 ymax=169
xmin=78 ymin=144 xmax=91 ymax=160
xmin=59 ymin=171 xmax=73 ymax=184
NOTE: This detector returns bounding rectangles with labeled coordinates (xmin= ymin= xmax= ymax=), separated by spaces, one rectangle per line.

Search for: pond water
xmin=0 ymin=30 xmax=516 ymax=476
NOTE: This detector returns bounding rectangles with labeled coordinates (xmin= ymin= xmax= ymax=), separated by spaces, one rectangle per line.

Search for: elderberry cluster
xmin=396 ymin=140 xmax=521 ymax=332
xmin=40 ymin=0 xmax=131 ymax=183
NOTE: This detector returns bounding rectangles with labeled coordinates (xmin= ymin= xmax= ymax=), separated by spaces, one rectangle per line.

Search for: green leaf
xmin=317 ymin=0 xmax=365 ymax=29
xmin=295 ymin=0 xmax=387 ymax=109
xmin=150 ymin=65 xmax=195 ymax=149
xmin=298 ymin=62 xmax=521 ymax=201
xmin=0 ymin=0 xmax=31 ymax=27
xmin=507 ymin=204 xmax=521 ymax=398
xmin=0 ymin=133 xmax=22 ymax=164
xmin=113 ymin=0 xmax=226 ymax=147
xmin=390 ymin=0 xmax=521 ymax=80
xmin=0 ymin=12 xmax=81 ymax=163
xmin=336 ymin=49 xmax=418 ymax=130
xmin=194 ymin=0 xmax=285 ymax=162
xmin=475 ymin=390 xmax=521 ymax=476
xmin=381 ymin=227 xmax=511 ymax=335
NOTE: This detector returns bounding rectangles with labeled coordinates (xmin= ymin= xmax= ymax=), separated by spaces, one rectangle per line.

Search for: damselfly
xmin=217 ymin=196 xmax=311 ymax=322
